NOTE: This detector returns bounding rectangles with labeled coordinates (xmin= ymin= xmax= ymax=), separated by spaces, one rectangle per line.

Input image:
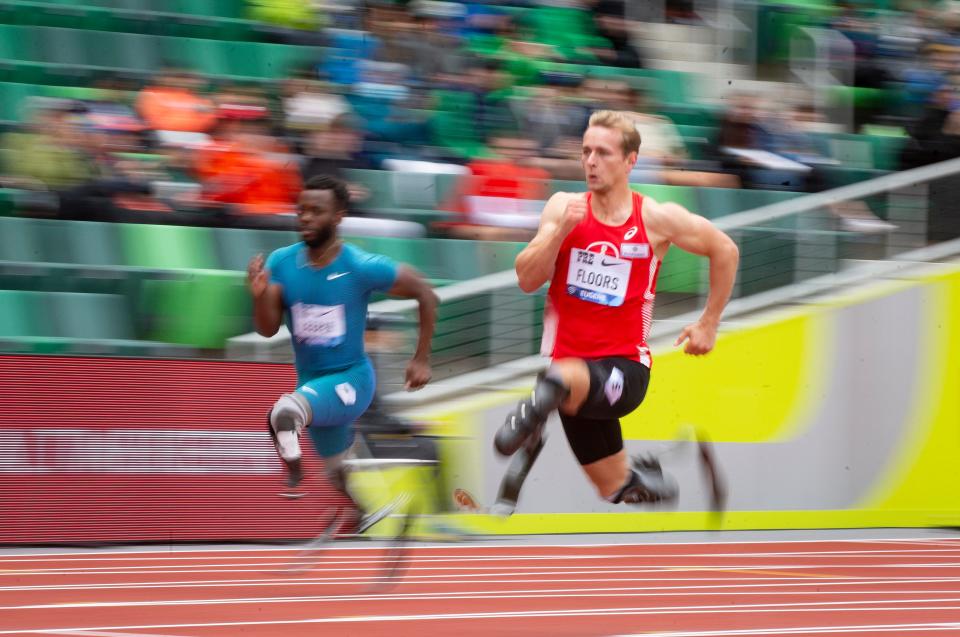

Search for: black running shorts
xmin=559 ymin=357 xmax=650 ymax=466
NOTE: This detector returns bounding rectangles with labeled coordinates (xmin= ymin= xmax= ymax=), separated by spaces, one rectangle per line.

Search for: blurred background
xmin=2 ymin=0 xmax=960 ymax=544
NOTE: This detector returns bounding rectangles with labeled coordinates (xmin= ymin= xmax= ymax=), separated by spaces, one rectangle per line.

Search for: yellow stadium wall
xmin=409 ymin=264 xmax=960 ymax=536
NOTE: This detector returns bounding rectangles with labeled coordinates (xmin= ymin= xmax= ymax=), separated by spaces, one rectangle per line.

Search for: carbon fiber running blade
xmin=280 ymin=505 xmax=345 ymax=574
xmin=697 ymin=436 xmax=728 ymax=524
xmin=364 ymin=501 xmax=417 ymax=593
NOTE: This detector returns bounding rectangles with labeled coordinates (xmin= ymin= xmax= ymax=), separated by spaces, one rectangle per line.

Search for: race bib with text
xmin=292 ymin=303 xmax=346 ymax=347
xmin=565 ymin=248 xmax=631 ymax=307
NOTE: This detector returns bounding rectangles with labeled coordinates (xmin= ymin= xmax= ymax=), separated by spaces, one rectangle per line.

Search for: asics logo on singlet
xmin=326 ymin=272 xmax=350 ymax=280
xmin=624 ymin=226 xmax=638 ymax=240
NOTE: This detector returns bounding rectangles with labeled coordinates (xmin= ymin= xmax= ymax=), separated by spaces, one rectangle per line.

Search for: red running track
xmin=2 ymin=537 xmax=960 ymax=636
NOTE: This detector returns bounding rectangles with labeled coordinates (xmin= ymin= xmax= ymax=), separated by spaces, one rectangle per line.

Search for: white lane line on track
xmin=6 ymin=605 xmax=960 ymax=634
xmin=7 ymin=591 xmax=960 ymax=612
xmin=5 ymin=548 xmax=960 ymax=564
xmin=5 ymin=562 xmax=960 ymax=577
xmin=612 ymin=623 xmax=960 ymax=636
xmin=43 ymin=631 xmax=184 ymax=637
xmin=1 ymin=537 xmax=957 ymax=558
xmin=6 ymin=575 xmax=960 ymax=593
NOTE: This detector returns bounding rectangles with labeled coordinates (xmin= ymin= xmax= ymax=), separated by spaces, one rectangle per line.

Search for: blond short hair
xmin=587 ymin=110 xmax=641 ymax=157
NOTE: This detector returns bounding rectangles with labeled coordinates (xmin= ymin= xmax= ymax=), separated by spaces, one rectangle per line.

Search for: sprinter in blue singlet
xmin=247 ymin=175 xmax=437 ymax=512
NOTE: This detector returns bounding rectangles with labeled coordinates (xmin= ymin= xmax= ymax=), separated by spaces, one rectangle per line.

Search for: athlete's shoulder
xmin=340 ymin=242 xmax=374 ymax=265
xmin=266 ymin=242 xmax=303 ymax=270
xmin=639 ymin=195 xmax=670 ymax=220
xmin=342 ymin=242 xmax=396 ymax=270
xmin=641 ymin=195 xmax=690 ymax=222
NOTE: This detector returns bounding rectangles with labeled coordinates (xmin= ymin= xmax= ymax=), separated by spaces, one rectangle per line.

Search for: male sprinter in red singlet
xmin=493 ymin=110 xmax=739 ymax=511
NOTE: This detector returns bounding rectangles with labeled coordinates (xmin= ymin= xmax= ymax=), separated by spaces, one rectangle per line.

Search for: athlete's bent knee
xmin=269 ymin=393 xmax=312 ymax=461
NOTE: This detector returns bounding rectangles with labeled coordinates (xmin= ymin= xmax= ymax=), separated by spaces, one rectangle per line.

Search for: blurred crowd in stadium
xmin=1 ymin=0 xmax=959 ymax=239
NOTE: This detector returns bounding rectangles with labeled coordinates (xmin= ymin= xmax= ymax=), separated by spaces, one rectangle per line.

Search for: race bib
xmin=292 ymin=303 xmax=346 ymax=347
xmin=566 ymin=248 xmax=631 ymax=307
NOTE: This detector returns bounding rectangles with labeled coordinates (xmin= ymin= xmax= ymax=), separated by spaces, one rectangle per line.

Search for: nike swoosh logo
xmin=326 ymin=272 xmax=350 ymax=280
xmin=601 ymin=259 xmax=620 ymax=266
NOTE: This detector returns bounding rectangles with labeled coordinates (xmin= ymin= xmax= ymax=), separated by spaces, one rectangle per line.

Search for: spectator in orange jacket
xmin=195 ymin=104 xmax=302 ymax=214
xmin=137 ymin=69 xmax=218 ymax=135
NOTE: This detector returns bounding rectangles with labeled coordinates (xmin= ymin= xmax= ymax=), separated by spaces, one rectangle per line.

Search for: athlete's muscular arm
xmin=515 ymin=192 xmax=586 ymax=293
xmin=388 ymin=265 xmax=438 ymax=390
xmin=247 ymin=254 xmax=284 ymax=337
xmin=644 ymin=200 xmax=739 ymax=355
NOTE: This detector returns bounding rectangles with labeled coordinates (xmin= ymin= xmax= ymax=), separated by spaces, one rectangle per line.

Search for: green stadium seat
xmin=0 ymin=82 xmax=36 ymax=121
xmin=697 ymin=188 xmax=803 ymax=218
xmin=120 ymin=223 xmax=219 ymax=270
xmin=0 ymin=218 xmax=44 ymax=262
xmin=809 ymin=131 xmax=908 ymax=172
xmin=34 ymin=0 xmax=89 ymax=6
xmin=664 ymin=105 xmax=723 ymax=128
xmin=141 ymin=271 xmax=250 ymax=348
xmin=344 ymin=169 xmax=394 ymax=210
xmin=437 ymin=239 xmax=524 ymax=280
xmin=390 ymin=171 xmax=441 ymax=210
xmin=85 ymin=31 xmax=160 ymax=73
xmin=170 ymin=0 xmax=243 ymax=19
xmin=0 ymin=261 xmax=136 ymax=297
xmin=0 ymin=25 xmax=40 ymax=63
xmin=0 ymin=1 xmax=261 ymax=41
xmin=37 ymin=26 xmax=90 ymax=66
xmin=867 ymin=134 xmax=907 ymax=171
xmin=63 ymin=221 xmax=124 ymax=266
xmin=633 ymin=184 xmax=699 ymax=211
xmin=99 ymin=0 xmax=146 ymax=10
xmin=159 ymin=36 xmax=230 ymax=77
xmin=0 ymin=289 xmax=39 ymax=337
xmin=15 ymin=219 xmax=123 ymax=266
xmin=220 ymin=40 xmax=270 ymax=78
xmin=44 ymin=290 xmax=135 ymax=339
xmin=0 ymin=289 xmax=132 ymax=339
xmin=0 ymin=217 xmax=125 ymax=266
xmin=212 ymin=227 xmax=296 ymax=272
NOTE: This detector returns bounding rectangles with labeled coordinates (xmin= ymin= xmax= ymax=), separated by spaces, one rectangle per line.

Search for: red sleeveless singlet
xmin=542 ymin=191 xmax=661 ymax=367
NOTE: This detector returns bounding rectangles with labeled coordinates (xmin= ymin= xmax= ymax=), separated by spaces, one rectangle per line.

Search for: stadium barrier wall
xmin=2 ymin=264 xmax=959 ymax=543
xmin=0 ymin=357 xmax=353 ymax=544
xmin=423 ymin=263 xmax=960 ymax=535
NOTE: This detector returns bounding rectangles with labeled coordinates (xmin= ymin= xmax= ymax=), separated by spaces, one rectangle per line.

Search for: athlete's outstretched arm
xmin=247 ymin=254 xmax=284 ymax=337
xmin=388 ymin=265 xmax=438 ymax=390
xmin=645 ymin=201 xmax=739 ymax=355
xmin=515 ymin=192 xmax=584 ymax=293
